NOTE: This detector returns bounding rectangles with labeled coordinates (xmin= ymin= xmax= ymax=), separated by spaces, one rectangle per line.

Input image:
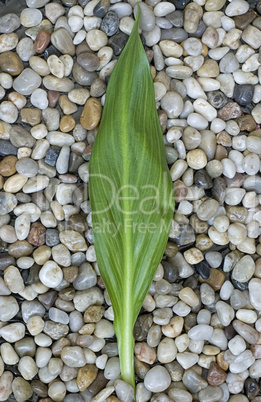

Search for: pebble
xmin=0 ymin=33 xmax=19 ymax=53
xmin=0 ymin=372 xmax=13 ymax=401
xmin=13 ymin=68 xmax=41 ymax=95
xmin=0 ymin=13 xmax=20 ymax=33
xmin=80 ymin=97 xmax=102 ymax=129
xmin=144 ymin=366 xmax=171 ymax=393
xmin=0 ymin=51 xmax=24 ymax=76
xmin=39 ymin=261 xmax=63 ymax=288
xmin=12 ymin=377 xmax=33 ymax=402
xmin=182 ymin=369 xmax=208 ymax=393
xmin=0 ymin=323 xmax=25 ymax=342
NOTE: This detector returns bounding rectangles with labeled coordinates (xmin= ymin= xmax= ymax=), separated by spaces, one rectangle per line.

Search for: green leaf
xmin=89 ymin=7 xmax=174 ymax=391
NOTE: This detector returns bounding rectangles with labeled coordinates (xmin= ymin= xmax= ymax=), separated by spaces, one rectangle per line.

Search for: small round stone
xmin=39 ymin=261 xmax=63 ymax=288
xmin=144 ymin=366 xmax=171 ymax=393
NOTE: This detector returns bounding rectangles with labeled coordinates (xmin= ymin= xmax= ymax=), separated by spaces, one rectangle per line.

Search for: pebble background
xmin=0 ymin=0 xmax=260 ymax=401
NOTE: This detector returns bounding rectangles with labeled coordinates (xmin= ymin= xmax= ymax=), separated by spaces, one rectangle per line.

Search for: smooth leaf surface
xmin=89 ymin=8 xmax=174 ymax=390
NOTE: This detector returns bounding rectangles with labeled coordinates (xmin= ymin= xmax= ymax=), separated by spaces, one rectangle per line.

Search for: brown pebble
xmin=234 ymin=10 xmax=256 ymax=30
xmin=107 ymin=398 xmax=121 ymax=402
xmin=250 ymin=345 xmax=261 ymax=359
xmin=237 ymin=114 xmax=257 ymax=132
xmin=207 ymin=361 xmax=227 ymax=386
xmin=216 ymin=351 xmax=229 ymax=371
xmin=38 ymin=290 xmax=57 ymax=310
xmin=0 ymin=51 xmax=24 ymax=76
xmin=165 ymin=241 xmax=178 ymax=258
xmin=68 ymin=214 xmax=88 ymax=232
xmin=158 ymin=109 xmax=168 ymax=133
xmin=218 ymin=102 xmax=242 ymax=121
xmin=62 ymin=266 xmax=78 ymax=283
xmin=224 ymin=323 xmax=237 ymax=340
xmin=134 ymin=356 xmax=150 ymax=379
xmin=59 ymin=287 xmax=75 ymax=301
xmin=82 ymin=144 xmax=93 ymax=161
xmin=27 ymin=221 xmax=46 ymax=246
xmin=173 ymin=180 xmax=188 ymax=202
xmin=216 ymin=131 xmax=232 ymax=147
xmin=84 ymin=305 xmax=105 ymax=323
xmin=199 ymin=268 xmax=225 ymax=290
xmin=225 ymin=173 xmax=244 ymax=188
xmin=77 ymin=364 xmax=98 ymax=391
xmin=80 ymin=98 xmax=102 ymax=130
xmin=97 ymin=276 xmax=106 ymax=289
xmin=60 ymin=115 xmax=76 ymax=132
xmin=76 ymin=41 xmax=92 ymax=56
xmin=31 ymin=380 xmax=48 ymax=398
xmin=20 ymin=108 xmax=41 ymax=126
xmin=47 ymin=90 xmax=60 ymax=107
xmin=34 ymin=30 xmax=51 ymax=54
xmin=214 ymin=144 xmax=228 ymax=161
xmin=39 ymin=399 xmax=53 ymax=402
xmin=8 ymin=240 xmax=33 ymax=258
xmin=195 ymin=234 xmax=213 ymax=251
xmin=0 ymin=155 xmax=17 ymax=177
xmin=87 ymin=370 xmax=109 ymax=396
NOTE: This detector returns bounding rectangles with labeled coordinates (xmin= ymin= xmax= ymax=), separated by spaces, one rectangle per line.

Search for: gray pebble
xmin=43 ymin=320 xmax=69 ymax=340
xmin=0 ymin=13 xmax=20 ymax=33
xmin=21 ymin=300 xmax=46 ymax=323
xmin=233 ymin=84 xmax=254 ymax=106
xmin=243 ymin=175 xmax=261 ymax=194
xmin=212 ymin=177 xmax=228 ymax=204
xmin=101 ymin=11 xmax=119 ymax=37
xmin=71 ymin=252 xmax=86 ymax=266
xmin=175 ymin=224 xmax=195 ymax=246
xmin=72 ymin=62 xmax=98 ymax=86
xmin=166 ymin=10 xmax=183 ymax=27
xmin=161 ymin=28 xmax=188 ymax=42
xmin=182 ymin=369 xmax=208 ymax=393
xmin=90 ymin=78 xmax=106 ymax=97
xmin=0 ymin=140 xmax=17 ymax=156
xmin=49 ymin=307 xmax=69 ymax=325
xmin=10 ymin=126 xmax=35 ymax=148
xmin=16 ymin=158 xmax=38 ymax=178
xmin=108 ymin=32 xmax=129 ymax=56
xmin=207 ymin=91 xmax=228 ymax=109
xmin=93 ymin=0 xmax=110 ymax=18
xmin=198 ymin=385 xmax=223 ymax=402
xmin=56 ymin=145 xmax=70 ymax=175
xmin=77 ymin=52 xmax=100 ymax=73
xmin=45 ymin=147 xmax=61 ymax=167
xmin=219 ymin=52 xmax=239 ymax=73
xmin=156 ymin=17 xmax=173 ymax=29
xmin=165 ymin=146 xmax=178 ymax=164
xmin=73 ymin=263 xmax=97 ymax=290
xmin=46 ymin=229 xmax=60 ymax=247
xmin=0 ymin=192 xmax=17 ymax=215
xmin=13 ymin=68 xmax=41 ymax=96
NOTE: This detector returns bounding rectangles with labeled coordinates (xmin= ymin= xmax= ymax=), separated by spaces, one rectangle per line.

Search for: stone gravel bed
xmin=0 ymin=0 xmax=260 ymax=401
